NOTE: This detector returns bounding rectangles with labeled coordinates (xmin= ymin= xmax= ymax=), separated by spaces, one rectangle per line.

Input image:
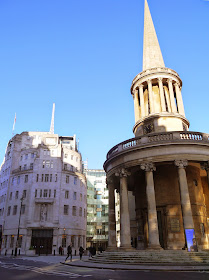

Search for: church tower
xmin=104 ymin=0 xmax=209 ymax=254
xmin=131 ymin=0 xmax=189 ymax=136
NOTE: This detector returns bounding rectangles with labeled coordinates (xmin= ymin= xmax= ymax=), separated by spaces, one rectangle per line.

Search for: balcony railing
xmin=106 ymin=131 xmax=209 ymax=160
xmin=12 ymin=167 xmax=33 ymax=174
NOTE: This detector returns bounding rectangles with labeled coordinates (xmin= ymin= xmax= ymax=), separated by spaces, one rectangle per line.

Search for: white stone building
xmin=0 ymin=131 xmax=87 ymax=255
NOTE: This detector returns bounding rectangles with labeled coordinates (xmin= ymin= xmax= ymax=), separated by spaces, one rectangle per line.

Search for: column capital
xmin=174 ymin=82 xmax=180 ymax=88
xmin=139 ymin=84 xmax=144 ymax=90
xmin=147 ymin=79 xmax=152 ymax=85
xmin=174 ymin=160 xmax=188 ymax=169
xmin=115 ymin=168 xmax=131 ymax=178
xmin=167 ymin=78 xmax=173 ymax=84
xmin=140 ymin=162 xmax=156 ymax=172
xmin=158 ymin=77 xmax=163 ymax=82
xmin=106 ymin=177 xmax=114 ymax=185
xmin=201 ymin=161 xmax=209 ymax=171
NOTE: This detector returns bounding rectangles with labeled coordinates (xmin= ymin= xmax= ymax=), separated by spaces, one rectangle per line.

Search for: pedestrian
xmin=65 ymin=244 xmax=72 ymax=262
xmin=79 ymin=246 xmax=84 ymax=260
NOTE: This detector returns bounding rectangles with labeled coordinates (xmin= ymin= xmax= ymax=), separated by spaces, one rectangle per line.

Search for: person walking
xmin=79 ymin=246 xmax=84 ymax=260
xmin=65 ymin=244 xmax=72 ymax=262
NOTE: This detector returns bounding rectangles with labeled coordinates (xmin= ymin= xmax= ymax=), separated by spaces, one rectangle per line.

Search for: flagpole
xmin=12 ymin=113 xmax=16 ymax=136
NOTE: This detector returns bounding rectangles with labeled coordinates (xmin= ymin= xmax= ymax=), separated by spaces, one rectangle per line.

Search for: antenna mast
xmin=50 ymin=103 xmax=55 ymax=134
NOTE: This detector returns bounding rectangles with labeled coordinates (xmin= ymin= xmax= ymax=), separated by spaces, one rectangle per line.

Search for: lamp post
xmin=14 ymin=196 xmax=24 ymax=256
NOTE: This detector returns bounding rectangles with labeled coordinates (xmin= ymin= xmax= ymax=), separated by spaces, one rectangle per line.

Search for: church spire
xmin=143 ymin=0 xmax=165 ymax=71
xmin=50 ymin=103 xmax=55 ymax=134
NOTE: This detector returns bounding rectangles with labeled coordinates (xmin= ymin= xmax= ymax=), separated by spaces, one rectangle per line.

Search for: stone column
xmin=133 ymin=89 xmax=140 ymax=122
xmin=201 ymin=161 xmax=209 ymax=187
xmin=158 ymin=78 xmax=166 ymax=112
xmin=139 ymin=85 xmax=145 ymax=118
xmin=168 ymin=79 xmax=177 ymax=113
xmin=107 ymin=177 xmax=117 ymax=250
xmin=140 ymin=162 xmax=162 ymax=249
xmin=174 ymin=83 xmax=185 ymax=116
xmin=147 ymin=79 xmax=155 ymax=113
xmin=174 ymin=160 xmax=194 ymax=229
xmin=115 ymin=168 xmax=132 ymax=250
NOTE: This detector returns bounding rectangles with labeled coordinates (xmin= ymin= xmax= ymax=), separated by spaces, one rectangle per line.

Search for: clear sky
xmin=0 ymin=0 xmax=209 ymax=169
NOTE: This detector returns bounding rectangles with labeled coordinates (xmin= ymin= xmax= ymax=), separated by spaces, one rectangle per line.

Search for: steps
xmin=87 ymin=250 xmax=209 ymax=265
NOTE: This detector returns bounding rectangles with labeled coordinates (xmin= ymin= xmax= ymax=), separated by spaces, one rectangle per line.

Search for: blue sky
xmin=0 ymin=0 xmax=209 ymax=169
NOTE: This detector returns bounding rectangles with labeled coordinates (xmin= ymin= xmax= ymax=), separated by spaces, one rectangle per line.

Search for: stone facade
xmin=0 ymin=131 xmax=87 ymax=255
xmin=104 ymin=0 xmax=209 ymax=251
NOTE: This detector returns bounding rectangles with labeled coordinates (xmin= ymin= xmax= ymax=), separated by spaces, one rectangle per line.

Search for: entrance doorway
xmin=31 ymin=229 xmax=53 ymax=255
xmin=157 ymin=208 xmax=167 ymax=249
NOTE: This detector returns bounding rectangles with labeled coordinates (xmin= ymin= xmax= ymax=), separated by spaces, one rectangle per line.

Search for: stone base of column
xmin=147 ymin=244 xmax=163 ymax=250
xmin=119 ymin=246 xmax=136 ymax=252
xmin=106 ymin=246 xmax=118 ymax=252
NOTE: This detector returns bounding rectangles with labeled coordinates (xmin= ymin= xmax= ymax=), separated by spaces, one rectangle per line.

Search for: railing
xmin=106 ymin=131 xmax=209 ymax=160
xmin=12 ymin=167 xmax=33 ymax=174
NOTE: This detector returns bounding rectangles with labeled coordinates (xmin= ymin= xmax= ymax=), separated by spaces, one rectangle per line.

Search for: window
xmin=30 ymin=163 xmax=33 ymax=170
xmin=84 ymin=209 xmax=86 ymax=218
xmin=22 ymin=190 xmax=27 ymax=198
xmin=45 ymin=174 xmax=49 ymax=182
xmin=41 ymin=174 xmax=44 ymax=182
xmin=23 ymin=164 xmax=27 ymax=170
xmin=19 ymin=166 xmax=21 ymax=171
xmin=76 ymin=157 xmax=78 ymax=162
xmin=42 ymin=160 xmax=45 ymax=168
xmin=18 ymin=235 xmax=23 ymax=247
xmin=43 ymin=150 xmax=47 ymax=156
xmin=80 ymin=193 xmax=82 ymax=201
xmin=40 ymin=189 xmax=42 ymax=197
xmin=24 ymin=175 xmax=28 ymax=183
xmin=72 ymin=206 xmax=76 ymax=216
xmin=62 ymin=235 xmax=67 ymax=247
xmin=66 ymin=175 xmax=69 ymax=183
xmin=71 ymin=155 xmax=73 ymax=160
xmin=65 ymin=191 xmax=69 ymax=199
xmin=64 ymin=205 xmax=69 ymax=215
xmin=20 ymin=156 xmax=23 ymax=161
xmin=55 ymin=174 xmax=57 ymax=182
xmin=46 ymin=160 xmax=50 ymax=168
xmin=36 ymin=174 xmax=39 ymax=182
xmin=43 ymin=189 xmax=48 ymax=197
xmin=74 ymin=177 xmax=77 ymax=185
xmin=79 ymin=207 xmax=82 ymax=216
xmin=49 ymin=189 xmax=51 ymax=198
xmin=12 ymin=177 xmax=14 ymax=185
xmin=73 ymin=192 xmax=77 ymax=200
xmin=35 ymin=189 xmax=37 ymax=197
xmin=54 ymin=189 xmax=56 ymax=198
xmin=51 ymin=150 xmax=54 ymax=156
xmin=64 ymin=164 xmax=67 ymax=170
xmin=50 ymin=174 xmax=52 ymax=182
xmin=64 ymin=154 xmax=68 ymax=159
xmin=21 ymin=205 xmax=25 ymax=215
xmin=13 ymin=205 xmax=17 ymax=215
xmin=9 ymin=192 xmax=12 ymax=200
xmin=15 ymin=191 xmax=19 ymax=199
xmin=31 ymin=153 xmax=34 ymax=158
xmin=7 ymin=206 xmax=11 ymax=216
xmin=25 ymin=154 xmax=28 ymax=160
xmin=4 ymin=236 xmax=7 ymax=248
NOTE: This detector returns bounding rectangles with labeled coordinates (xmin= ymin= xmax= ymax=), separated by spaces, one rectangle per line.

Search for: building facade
xmin=85 ymin=169 xmax=109 ymax=250
xmin=104 ymin=0 xmax=209 ymax=251
xmin=0 ymin=131 xmax=87 ymax=255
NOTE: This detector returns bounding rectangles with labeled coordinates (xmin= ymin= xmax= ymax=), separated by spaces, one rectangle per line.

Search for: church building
xmin=104 ymin=0 xmax=209 ymax=251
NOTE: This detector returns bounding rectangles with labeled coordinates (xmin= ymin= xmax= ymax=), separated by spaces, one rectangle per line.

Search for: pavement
xmin=2 ymin=254 xmax=209 ymax=272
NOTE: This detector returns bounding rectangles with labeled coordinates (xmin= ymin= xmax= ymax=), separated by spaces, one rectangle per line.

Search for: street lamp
xmin=14 ymin=196 xmax=24 ymax=256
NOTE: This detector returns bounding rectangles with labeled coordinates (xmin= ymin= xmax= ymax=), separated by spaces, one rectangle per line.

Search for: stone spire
xmin=50 ymin=103 xmax=55 ymax=134
xmin=143 ymin=0 xmax=165 ymax=71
